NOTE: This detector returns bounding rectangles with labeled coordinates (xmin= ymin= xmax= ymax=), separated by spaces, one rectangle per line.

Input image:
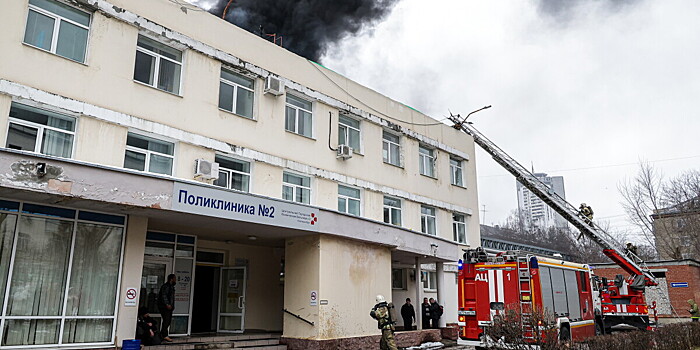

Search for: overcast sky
xmin=320 ymin=0 xmax=700 ymax=239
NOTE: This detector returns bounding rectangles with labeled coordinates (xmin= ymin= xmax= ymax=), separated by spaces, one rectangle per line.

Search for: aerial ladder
xmin=448 ymin=109 xmax=657 ymax=332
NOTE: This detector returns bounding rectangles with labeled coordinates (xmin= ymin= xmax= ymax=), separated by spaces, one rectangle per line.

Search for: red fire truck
xmin=448 ymin=110 xmax=657 ymax=343
xmin=458 ymin=249 xmax=597 ymax=342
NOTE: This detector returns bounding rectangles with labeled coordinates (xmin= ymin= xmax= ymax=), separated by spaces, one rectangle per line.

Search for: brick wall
xmin=592 ymin=261 xmax=700 ymax=317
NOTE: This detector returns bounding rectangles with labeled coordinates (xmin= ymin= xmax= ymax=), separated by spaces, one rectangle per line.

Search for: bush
xmin=485 ymin=306 xmax=700 ymax=350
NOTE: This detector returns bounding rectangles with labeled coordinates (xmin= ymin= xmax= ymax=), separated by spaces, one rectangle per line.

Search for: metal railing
xmin=283 ymin=309 xmax=314 ymax=326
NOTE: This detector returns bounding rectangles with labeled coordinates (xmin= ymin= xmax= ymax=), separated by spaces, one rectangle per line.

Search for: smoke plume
xmin=194 ymin=0 xmax=399 ymax=62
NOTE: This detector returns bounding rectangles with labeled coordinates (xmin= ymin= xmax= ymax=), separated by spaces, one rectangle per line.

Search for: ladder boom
xmin=451 ymin=117 xmax=656 ymax=286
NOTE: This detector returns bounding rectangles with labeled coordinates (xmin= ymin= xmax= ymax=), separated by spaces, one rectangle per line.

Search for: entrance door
xmin=218 ymin=267 xmax=246 ymax=333
xmin=139 ymin=257 xmax=173 ymax=330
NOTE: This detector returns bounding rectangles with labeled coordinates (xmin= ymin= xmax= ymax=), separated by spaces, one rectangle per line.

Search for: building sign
xmin=670 ymin=282 xmax=689 ymax=288
xmin=174 ymin=258 xmax=193 ymax=312
xmin=124 ymin=287 xmax=138 ymax=307
xmin=172 ymin=183 xmax=320 ymax=232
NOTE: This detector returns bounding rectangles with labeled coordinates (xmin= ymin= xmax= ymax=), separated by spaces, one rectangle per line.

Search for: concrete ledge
xmin=281 ymin=329 xmax=442 ymax=350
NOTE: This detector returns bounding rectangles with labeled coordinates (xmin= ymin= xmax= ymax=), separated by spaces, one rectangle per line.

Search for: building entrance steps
xmin=144 ymin=333 xmax=286 ymax=350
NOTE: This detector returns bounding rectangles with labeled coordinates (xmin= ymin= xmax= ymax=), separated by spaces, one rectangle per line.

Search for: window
xmin=338 ymin=115 xmax=361 ymax=152
xmin=133 ymin=35 xmax=182 ymax=94
xmin=285 ymin=95 xmax=313 ymax=137
xmin=421 ymin=206 xmax=437 ymax=235
xmin=282 ymin=172 xmax=311 ymax=204
xmin=124 ymin=133 xmax=174 ymax=175
xmin=219 ymin=69 xmax=254 ymax=119
xmin=392 ymin=268 xmax=406 ymax=289
xmin=382 ymin=131 xmax=400 ymax=166
xmin=24 ymin=0 xmax=90 ymax=63
xmin=383 ymin=196 xmax=402 ymax=226
xmin=450 ymin=157 xmax=464 ymax=186
xmin=422 ymin=271 xmax=437 ymax=291
xmin=419 ymin=145 xmax=435 ymax=177
xmin=0 ymin=200 xmax=124 ymax=347
xmin=6 ymin=103 xmax=75 ymax=158
xmin=338 ymin=185 xmax=361 ymax=216
xmin=453 ymin=213 xmax=467 ymax=244
xmin=214 ymin=156 xmax=250 ymax=192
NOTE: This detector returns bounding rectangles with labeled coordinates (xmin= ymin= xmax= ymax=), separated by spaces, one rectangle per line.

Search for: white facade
xmin=0 ymin=0 xmax=480 ymax=348
xmin=517 ymin=173 xmax=567 ymax=230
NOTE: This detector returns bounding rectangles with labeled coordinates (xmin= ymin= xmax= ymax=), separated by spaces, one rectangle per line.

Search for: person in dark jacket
xmin=429 ymin=298 xmax=443 ymax=329
xmin=157 ymin=274 xmax=176 ymax=342
xmin=400 ymin=298 xmax=415 ymax=331
xmin=421 ymin=297 xmax=431 ymax=329
xmin=136 ymin=307 xmax=161 ymax=346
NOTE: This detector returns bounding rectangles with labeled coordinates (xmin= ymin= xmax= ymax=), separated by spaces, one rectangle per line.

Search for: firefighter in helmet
xmin=579 ymin=203 xmax=594 ymax=225
xmin=370 ymin=295 xmax=398 ymax=350
xmin=688 ymin=299 xmax=699 ymax=322
xmin=625 ymin=242 xmax=638 ymax=257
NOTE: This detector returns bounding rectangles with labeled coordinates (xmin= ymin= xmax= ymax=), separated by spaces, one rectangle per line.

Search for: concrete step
xmin=146 ymin=334 xmax=283 ymax=350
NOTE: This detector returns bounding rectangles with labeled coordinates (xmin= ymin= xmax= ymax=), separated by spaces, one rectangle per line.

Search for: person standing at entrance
xmin=421 ymin=298 xmax=431 ymax=329
xmin=429 ymin=298 xmax=442 ymax=329
xmin=158 ymin=274 xmax=176 ymax=342
xmin=370 ymin=295 xmax=398 ymax=350
xmin=401 ymin=298 xmax=415 ymax=331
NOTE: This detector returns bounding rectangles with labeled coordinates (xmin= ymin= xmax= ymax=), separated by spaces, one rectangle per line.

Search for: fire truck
xmin=448 ymin=109 xmax=657 ymax=342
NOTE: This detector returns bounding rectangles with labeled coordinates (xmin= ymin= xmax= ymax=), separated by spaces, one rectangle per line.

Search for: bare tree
xmin=619 ymin=162 xmax=700 ymax=260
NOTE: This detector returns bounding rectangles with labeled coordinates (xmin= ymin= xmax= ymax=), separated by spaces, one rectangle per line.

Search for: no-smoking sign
xmin=310 ymin=290 xmax=318 ymax=306
xmin=124 ymin=287 xmax=138 ymax=307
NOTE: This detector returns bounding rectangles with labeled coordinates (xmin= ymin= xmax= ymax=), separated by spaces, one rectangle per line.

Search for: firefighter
xmin=579 ymin=203 xmax=594 ymax=225
xmin=370 ymin=295 xmax=398 ymax=350
xmin=689 ymin=299 xmax=699 ymax=322
xmin=625 ymin=242 xmax=638 ymax=257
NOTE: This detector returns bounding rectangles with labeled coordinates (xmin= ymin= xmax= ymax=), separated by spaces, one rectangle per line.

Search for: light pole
xmin=451 ymin=105 xmax=491 ymax=129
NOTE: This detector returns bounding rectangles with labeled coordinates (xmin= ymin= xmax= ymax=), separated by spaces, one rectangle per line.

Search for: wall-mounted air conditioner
xmin=264 ymin=76 xmax=284 ymax=96
xmin=336 ymin=145 xmax=353 ymax=160
xmin=194 ymin=159 xmax=219 ymax=180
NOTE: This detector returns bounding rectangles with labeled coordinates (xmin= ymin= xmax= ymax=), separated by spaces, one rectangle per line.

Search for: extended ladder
xmin=448 ymin=115 xmax=656 ymax=285
xmin=517 ymin=256 xmax=534 ymax=338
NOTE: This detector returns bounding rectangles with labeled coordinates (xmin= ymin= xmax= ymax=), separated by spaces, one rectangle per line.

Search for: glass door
xmin=139 ymin=257 xmax=172 ymax=328
xmin=218 ymin=267 xmax=246 ymax=333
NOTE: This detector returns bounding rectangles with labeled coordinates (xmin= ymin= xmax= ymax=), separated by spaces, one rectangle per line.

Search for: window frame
xmin=338 ymin=114 xmax=362 ymax=154
xmin=391 ymin=268 xmax=406 ymax=290
xmin=422 ymin=271 xmax=437 ymax=291
xmin=452 ymin=213 xmax=467 ymax=244
xmin=418 ymin=145 xmax=436 ymax=178
xmin=337 ymin=184 xmax=361 ymax=216
xmin=218 ymin=68 xmax=255 ymax=119
xmin=284 ymin=94 xmax=314 ymax=138
xmin=383 ymin=196 xmax=402 ymax=226
xmin=420 ymin=205 xmax=437 ymax=236
xmin=214 ymin=155 xmax=252 ymax=193
xmin=6 ymin=102 xmax=77 ymax=159
xmin=133 ymin=35 xmax=183 ymax=95
xmin=123 ymin=132 xmax=176 ymax=176
xmin=382 ymin=131 xmax=401 ymax=167
xmin=450 ymin=157 xmax=465 ymax=187
xmin=282 ymin=171 xmax=312 ymax=204
xmin=23 ymin=0 xmax=92 ymax=63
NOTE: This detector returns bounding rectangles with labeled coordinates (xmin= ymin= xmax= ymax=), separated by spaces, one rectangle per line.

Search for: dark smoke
xmin=201 ymin=0 xmax=399 ymax=61
xmin=537 ymin=0 xmax=641 ymax=22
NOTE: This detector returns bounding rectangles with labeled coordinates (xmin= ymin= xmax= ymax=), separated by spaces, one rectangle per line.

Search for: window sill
xmin=133 ymin=80 xmax=183 ymax=98
xmin=218 ymin=108 xmax=256 ymax=121
xmin=285 ymin=129 xmax=316 ymax=141
xmin=420 ymin=173 xmax=438 ymax=180
xmin=22 ymin=42 xmax=88 ymax=66
xmin=383 ymin=161 xmax=403 ymax=169
xmin=423 ymin=289 xmax=437 ymax=293
xmin=451 ymin=183 xmax=467 ymax=189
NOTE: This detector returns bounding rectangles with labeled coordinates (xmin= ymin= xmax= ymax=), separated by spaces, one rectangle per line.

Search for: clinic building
xmin=0 ymin=0 xmax=480 ymax=348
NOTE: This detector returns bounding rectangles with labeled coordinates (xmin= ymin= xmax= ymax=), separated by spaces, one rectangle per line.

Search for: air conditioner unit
xmin=194 ymin=159 xmax=219 ymax=180
xmin=264 ymin=76 xmax=284 ymax=96
xmin=336 ymin=145 xmax=353 ymax=160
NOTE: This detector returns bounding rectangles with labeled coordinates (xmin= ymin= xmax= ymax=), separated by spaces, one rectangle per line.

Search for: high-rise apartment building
xmin=517 ymin=173 xmax=567 ymax=230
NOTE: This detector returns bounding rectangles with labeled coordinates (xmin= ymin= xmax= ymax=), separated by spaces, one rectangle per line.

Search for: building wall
xmin=593 ymin=262 xmax=700 ymax=318
xmin=115 ymin=216 xmax=148 ymax=345
xmin=0 ymin=0 xmax=480 ymax=250
xmin=283 ymin=235 xmax=321 ymax=339
xmin=517 ymin=173 xmax=566 ymax=230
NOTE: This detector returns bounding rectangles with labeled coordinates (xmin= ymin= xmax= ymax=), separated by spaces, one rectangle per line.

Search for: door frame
xmin=217 ymin=266 xmax=247 ymax=333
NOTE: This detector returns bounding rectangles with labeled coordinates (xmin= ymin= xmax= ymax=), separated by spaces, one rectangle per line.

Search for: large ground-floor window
xmin=0 ymin=200 xmax=125 ymax=348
